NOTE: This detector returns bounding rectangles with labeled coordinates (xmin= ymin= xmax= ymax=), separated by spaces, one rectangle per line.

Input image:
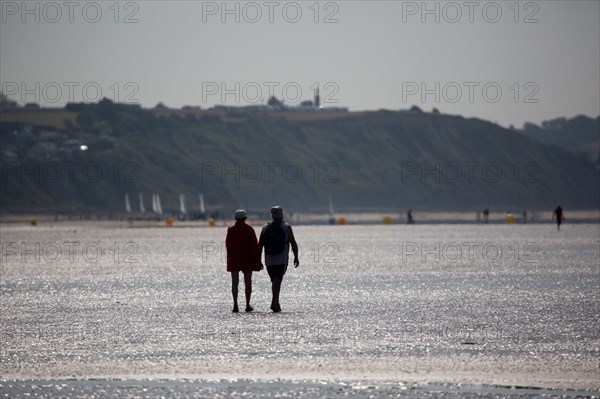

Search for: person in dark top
xmin=483 ymin=208 xmax=490 ymax=224
xmin=258 ymin=206 xmax=299 ymax=313
xmin=226 ymin=210 xmax=261 ymax=313
xmin=407 ymin=209 xmax=415 ymax=224
xmin=552 ymin=204 xmax=565 ymax=230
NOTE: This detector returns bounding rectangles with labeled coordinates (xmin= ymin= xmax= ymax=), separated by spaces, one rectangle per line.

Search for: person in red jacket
xmin=226 ymin=209 xmax=261 ymax=313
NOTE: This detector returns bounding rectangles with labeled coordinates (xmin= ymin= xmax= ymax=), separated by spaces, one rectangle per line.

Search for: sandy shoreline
xmin=1 ymin=210 xmax=599 ymax=227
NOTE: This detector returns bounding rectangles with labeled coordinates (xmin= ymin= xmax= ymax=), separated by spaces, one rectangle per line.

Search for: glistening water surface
xmin=1 ymin=223 xmax=598 ymax=396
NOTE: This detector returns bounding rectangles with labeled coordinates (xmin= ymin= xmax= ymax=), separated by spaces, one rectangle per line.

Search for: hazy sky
xmin=1 ymin=0 xmax=599 ymax=127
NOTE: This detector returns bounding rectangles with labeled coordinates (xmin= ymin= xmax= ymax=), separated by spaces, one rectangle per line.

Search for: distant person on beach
xmin=226 ymin=210 xmax=261 ymax=313
xmin=483 ymin=208 xmax=490 ymax=223
xmin=407 ymin=209 xmax=415 ymax=224
xmin=553 ymin=204 xmax=565 ymax=230
xmin=258 ymin=206 xmax=299 ymax=313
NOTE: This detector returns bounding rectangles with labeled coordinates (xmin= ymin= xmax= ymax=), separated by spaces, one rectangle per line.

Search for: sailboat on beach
xmin=199 ymin=193 xmax=206 ymax=216
xmin=151 ymin=193 xmax=163 ymax=215
xmin=179 ymin=193 xmax=187 ymax=220
xmin=125 ymin=193 xmax=132 ymax=214
xmin=190 ymin=193 xmax=207 ymax=220
xmin=139 ymin=193 xmax=145 ymax=213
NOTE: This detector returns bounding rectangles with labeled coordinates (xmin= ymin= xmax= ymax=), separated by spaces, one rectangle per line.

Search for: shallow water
xmin=1 ymin=223 xmax=599 ymax=395
xmin=1 ymin=379 xmax=598 ymax=398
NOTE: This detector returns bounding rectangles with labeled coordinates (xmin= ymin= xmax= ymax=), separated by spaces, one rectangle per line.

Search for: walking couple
xmin=225 ymin=206 xmax=299 ymax=313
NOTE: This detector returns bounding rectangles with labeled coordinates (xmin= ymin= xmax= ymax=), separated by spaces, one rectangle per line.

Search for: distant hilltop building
xmin=214 ymin=85 xmax=347 ymax=114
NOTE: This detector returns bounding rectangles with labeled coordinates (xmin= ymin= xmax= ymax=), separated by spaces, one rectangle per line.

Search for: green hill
xmin=1 ymin=102 xmax=598 ymax=213
xmin=519 ymin=115 xmax=600 ymax=167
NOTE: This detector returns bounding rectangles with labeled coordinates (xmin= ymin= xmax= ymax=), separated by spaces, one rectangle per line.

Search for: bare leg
xmin=231 ymin=271 xmax=239 ymax=312
xmin=243 ymin=271 xmax=253 ymax=311
xmin=271 ymin=278 xmax=281 ymax=312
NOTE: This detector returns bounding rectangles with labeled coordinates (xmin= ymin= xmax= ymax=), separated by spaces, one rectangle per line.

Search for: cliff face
xmin=519 ymin=115 xmax=600 ymax=167
xmin=1 ymin=104 xmax=598 ymax=213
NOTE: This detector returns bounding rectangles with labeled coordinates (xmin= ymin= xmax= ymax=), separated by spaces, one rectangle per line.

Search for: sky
xmin=1 ymin=0 xmax=599 ymax=127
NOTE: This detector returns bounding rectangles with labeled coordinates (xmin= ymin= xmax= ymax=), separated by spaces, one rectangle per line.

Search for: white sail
xmin=199 ymin=193 xmax=206 ymax=214
xmin=125 ymin=193 xmax=132 ymax=213
xmin=179 ymin=193 xmax=187 ymax=214
xmin=156 ymin=193 xmax=163 ymax=215
xmin=151 ymin=193 xmax=159 ymax=214
xmin=139 ymin=193 xmax=145 ymax=213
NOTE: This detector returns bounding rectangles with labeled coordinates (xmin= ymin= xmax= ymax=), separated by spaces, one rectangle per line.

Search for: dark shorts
xmin=266 ymin=264 xmax=287 ymax=281
xmin=229 ymin=268 xmax=253 ymax=274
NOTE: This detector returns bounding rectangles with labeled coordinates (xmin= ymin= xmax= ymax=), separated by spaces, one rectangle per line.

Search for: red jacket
xmin=225 ymin=221 xmax=260 ymax=272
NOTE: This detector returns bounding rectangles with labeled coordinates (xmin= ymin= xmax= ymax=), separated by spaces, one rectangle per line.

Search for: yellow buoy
xmin=30 ymin=218 xmax=37 ymax=226
xmin=165 ymin=217 xmax=174 ymax=227
xmin=208 ymin=218 xmax=216 ymax=227
xmin=505 ymin=213 xmax=515 ymax=224
xmin=382 ymin=216 xmax=392 ymax=225
xmin=336 ymin=217 xmax=346 ymax=225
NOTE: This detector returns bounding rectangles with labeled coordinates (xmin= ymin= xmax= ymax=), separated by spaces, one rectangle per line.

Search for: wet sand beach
xmin=1 ymin=223 xmax=598 ymax=397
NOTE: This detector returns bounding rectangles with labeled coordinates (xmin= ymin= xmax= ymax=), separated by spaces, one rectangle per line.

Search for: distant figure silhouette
xmin=226 ymin=210 xmax=261 ymax=313
xmin=553 ymin=204 xmax=565 ymax=230
xmin=258 ymin=206 xmax=299 ymax=313
xmin=407 ymin=209 xmax=415 ymax=224
xmin=483 ymin=208 xmax=490 ymax=224
xmin=522 ymin=211 xmax=527 ymax=224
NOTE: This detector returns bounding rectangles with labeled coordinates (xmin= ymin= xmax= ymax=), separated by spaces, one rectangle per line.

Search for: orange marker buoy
xmin=505 ymin=213 xmax=515 ymax=224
